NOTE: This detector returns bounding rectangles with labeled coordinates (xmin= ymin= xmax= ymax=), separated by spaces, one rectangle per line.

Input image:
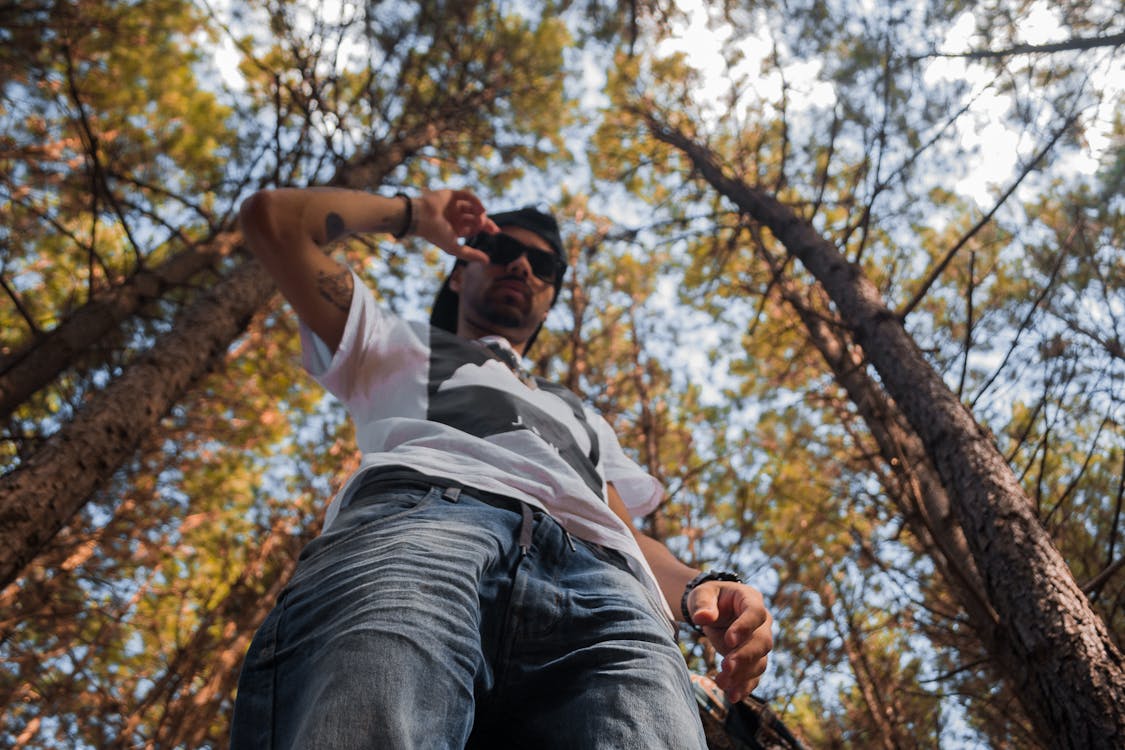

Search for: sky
xmin=209 ymin=0 xmax=1121 ymax=211
xmin=659 ymin=0 xmax=1121 ymax=207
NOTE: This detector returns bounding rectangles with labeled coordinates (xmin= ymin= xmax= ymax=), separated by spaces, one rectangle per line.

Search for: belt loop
xmin=563 ymin=528 xmax=577 ymax=552
xmin=442 ymin=486 xmax=461 ymax=503
xmin=518 ymin=502 xmax=534 ymax=557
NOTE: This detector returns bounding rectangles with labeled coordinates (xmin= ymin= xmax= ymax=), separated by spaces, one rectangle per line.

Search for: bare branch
xmin=899 ymin=113 xmax=1078 ymax=320
xmin=912 ymin=32 xmax=1125 ymax=62
xmin=957 ymin=251 xmax=976 ymax=398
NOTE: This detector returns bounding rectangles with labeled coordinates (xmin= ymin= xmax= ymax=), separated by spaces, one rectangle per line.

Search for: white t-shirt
xmin=300 ymin=275 xmax=668 ymax=610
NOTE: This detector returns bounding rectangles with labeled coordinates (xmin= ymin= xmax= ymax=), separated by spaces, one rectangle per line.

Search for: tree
xmin=1 ymin=0 xmax=574 ymax=744
xmin=4 ymin=0 xmax=1122 ymax=745
xmin=0 ymin=0 xmax=572 ymax=586
xmin=645 ymin=108 xmax=1124 ymax=746
xmin=586 ymin=0 xmax=1123 ymax=743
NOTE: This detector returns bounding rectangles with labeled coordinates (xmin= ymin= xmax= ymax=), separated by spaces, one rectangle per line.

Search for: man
xmin=231 ymin=187 xmax=772 ymax=749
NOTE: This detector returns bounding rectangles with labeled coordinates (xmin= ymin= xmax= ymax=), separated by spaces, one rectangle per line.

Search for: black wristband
xmin=391 ymin=192 xmax=414 ymax=239
xmin=681 ymin=570 xmax=743 ymax=635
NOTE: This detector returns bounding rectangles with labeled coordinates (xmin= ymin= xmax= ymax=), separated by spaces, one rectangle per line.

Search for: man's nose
xmin=503 ymin=251 xmax=533 ymax=278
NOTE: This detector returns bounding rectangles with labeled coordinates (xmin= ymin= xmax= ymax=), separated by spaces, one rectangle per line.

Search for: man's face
xmin=451 ymin=226 xmax=560 ymax=348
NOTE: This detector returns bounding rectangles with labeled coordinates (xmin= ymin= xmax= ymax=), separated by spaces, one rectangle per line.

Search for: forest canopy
xmin=1 ymin=0 xmax=1122 ymax=747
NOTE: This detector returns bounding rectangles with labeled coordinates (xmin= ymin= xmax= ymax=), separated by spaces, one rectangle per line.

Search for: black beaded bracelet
xmin=391 ymin=192 xmax=415 ymax=239
xmin=681 ymin=570 xmax=743 ymax=634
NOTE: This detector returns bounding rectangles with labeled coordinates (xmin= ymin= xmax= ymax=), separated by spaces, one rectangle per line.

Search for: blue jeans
xmin=230 ymin=483 xmax=706 ymax=749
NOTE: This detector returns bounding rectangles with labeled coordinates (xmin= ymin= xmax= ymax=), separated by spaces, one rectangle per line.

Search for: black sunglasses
xmin=468 ymin=233 xmax=565 ymax=285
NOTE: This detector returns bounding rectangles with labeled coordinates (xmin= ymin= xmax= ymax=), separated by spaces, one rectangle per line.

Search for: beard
xmin=478 ymin=299 xmax=524 ymax=329
xmin=474 ymin=282 xmax=533 ymax=329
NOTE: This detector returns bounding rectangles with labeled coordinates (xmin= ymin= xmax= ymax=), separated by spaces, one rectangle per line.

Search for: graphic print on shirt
xmin=426 ymin=328 xmax=604 ymax=499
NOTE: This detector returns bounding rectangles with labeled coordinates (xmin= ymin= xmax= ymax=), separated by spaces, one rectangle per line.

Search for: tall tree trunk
xmin=0 ymin=126 xmax=436 ymax=588
xmin=645 ymin=112 xmax=1125 ymax=749
xmin=760 ymin=251 xmax=1002 ymax=644
xmin=0 ymin=258 xmax=272 ymax=588
xmin=0 ymin=231 xmax=240 ymax=422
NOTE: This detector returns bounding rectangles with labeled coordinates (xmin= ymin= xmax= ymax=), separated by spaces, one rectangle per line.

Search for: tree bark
xmin=760 ymin=254 xmax=1002 ymax=643
xmin=646 ymin=113 xmax=1125 ymax=749
xmin=0 ymin=258 xmax=273 ymax=588
xmin=0 ymin=232 xmax=240 ymax=422
xmin=0 ymin=120 xmax=438 ymax=587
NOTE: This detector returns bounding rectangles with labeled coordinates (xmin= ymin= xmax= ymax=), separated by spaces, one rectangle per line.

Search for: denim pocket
xmin=578 ymin=538 xmax=673 ymax=630
xmin=297 ymin=486 xmax=440 ymax=565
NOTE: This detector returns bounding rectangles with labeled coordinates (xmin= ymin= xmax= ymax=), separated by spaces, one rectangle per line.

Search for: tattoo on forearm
xmin=324 ymin=212 xmax=346 ymax=242
xmin=317 ymin=268 xmax=353 ymax=314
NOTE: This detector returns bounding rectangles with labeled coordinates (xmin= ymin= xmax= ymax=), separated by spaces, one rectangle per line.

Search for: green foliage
xmin=2 ymin=0 xmax=579 ymax=745
xmin=2 ymin=0 xmax=1122 ymax=746
xmin=584 ymin=0 xmax=1121 ymax=742
xmin=232 ymin=0 xmax=575 ymax=193
xmin=0 ymin=0 xmax=242 ymax=475
xmin=0 ymin=0 xmax=236 ymax=321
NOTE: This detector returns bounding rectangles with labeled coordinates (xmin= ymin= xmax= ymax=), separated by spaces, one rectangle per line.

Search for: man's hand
xmin=415 ymin=189 xmax=499 ymax=264
xmin=687 ymin=580 xmax=773 ymax=703
xmin=604 ymin=485 xmax=773 ymax=704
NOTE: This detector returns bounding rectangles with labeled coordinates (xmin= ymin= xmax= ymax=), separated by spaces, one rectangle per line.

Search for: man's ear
xmin=449 ymin=265 xmax=464 ymax=294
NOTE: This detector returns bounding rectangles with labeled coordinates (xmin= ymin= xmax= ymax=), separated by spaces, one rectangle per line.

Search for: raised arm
xmin=238 ymin=187 xmax=496 ymax=351
xmin=608 ymin=484 xmax=773 ymax=703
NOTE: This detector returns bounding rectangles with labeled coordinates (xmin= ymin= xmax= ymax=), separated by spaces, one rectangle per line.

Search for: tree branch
xmin=898 ymin=113 xmax=1078 ymax=319
xmin=912 ymin=32 xmax=1125 ymax=62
